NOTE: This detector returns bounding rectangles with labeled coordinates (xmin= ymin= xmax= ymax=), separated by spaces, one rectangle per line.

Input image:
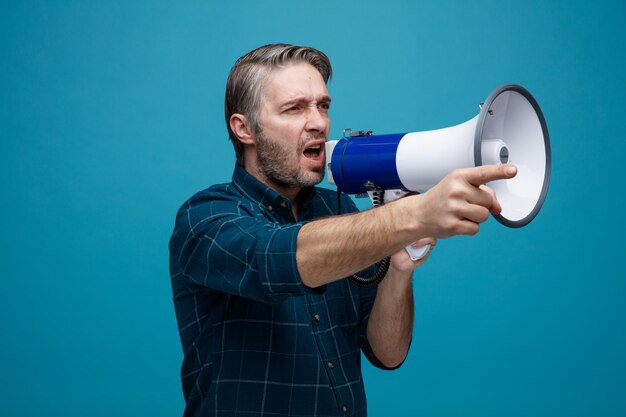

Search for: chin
xmin=309 ymin=170 xmax=325 ymax=185
xmin=298 ymin=171 xmax=324 ymax=188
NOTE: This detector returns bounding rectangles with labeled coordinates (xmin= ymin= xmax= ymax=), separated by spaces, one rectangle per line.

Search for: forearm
xmin=296 ymin=196 xmax=424 ymax=287
xmin=297 ymin=164 xmax=518 ymax=288
xmin=366 ymin=266 xmax=414 ymax=368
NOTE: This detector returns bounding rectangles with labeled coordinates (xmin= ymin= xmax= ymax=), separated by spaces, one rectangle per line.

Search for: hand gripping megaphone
xmin=326 ymin=84 xmax=551 ymax=282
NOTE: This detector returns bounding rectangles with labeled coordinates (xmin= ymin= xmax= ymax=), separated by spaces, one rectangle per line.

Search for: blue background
xmin=2 ymin=1 xmax=625 ymax=416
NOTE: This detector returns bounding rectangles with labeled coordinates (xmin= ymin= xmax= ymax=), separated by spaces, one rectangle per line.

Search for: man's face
xmin=253 ymin=63 xmax=331 ymax=191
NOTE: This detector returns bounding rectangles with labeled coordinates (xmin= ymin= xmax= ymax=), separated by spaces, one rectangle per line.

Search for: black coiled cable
xmin=347 ymin=182 xmax=391 ymax=287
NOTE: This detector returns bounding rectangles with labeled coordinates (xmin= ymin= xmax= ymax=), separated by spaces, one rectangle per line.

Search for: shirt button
xmin=279 ymin=200 xmax=288 ymax=208
xmin=327 ymin=361 xmax=334 ymax=369
xmin=343 ymin=405 xmax=348 ymax=414
xmin=314 ymin=314 xmax=320 ymax=322
xmin=267 ymin=205 xmax=273 ymax=211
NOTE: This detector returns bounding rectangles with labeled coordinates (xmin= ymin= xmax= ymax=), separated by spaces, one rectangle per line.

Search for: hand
xmin=389 ymin=238 xmax=437 ymax=274
xmin=417 ymin=164 xmax=517 ymax=238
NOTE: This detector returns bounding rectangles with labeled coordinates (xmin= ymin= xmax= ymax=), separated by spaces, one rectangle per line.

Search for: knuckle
xmin=442 ymin=217 xmax=457 ymax=232
xmin=449 ymin=183 xmax=466 ymax=198
xmin=449 ymin=169 xmax=465 ymax=181
xmin=454 ymin=223 xmax=467 ymax=235
xmin=478 ymin=167 xmax=488 ymax=182
xmin=450 ymin=200 xmax=465 ymax=216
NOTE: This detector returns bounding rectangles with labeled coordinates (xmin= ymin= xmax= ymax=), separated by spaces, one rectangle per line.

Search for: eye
xmin=319 ymin=102 xmax=330 ymax=111
xmin=283 ymin=105 xmax=300 ymax=114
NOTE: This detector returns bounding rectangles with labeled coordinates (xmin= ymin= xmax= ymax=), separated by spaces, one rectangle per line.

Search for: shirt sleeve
xmin=169 ymin=193 xmax=320 ymax=304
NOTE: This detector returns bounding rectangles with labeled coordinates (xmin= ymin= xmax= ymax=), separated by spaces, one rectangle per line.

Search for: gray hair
xmin=224 ymin=44 xmax=332 ymax=165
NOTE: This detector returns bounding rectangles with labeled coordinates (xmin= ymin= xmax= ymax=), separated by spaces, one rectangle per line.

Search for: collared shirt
xmin=169 ymin=165 xmax=394 ymax=417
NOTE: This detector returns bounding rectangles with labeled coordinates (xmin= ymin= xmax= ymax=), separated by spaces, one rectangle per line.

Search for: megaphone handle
xmin=405 ymin=244 xmax=431 ymax=261
xmin=365 ymin=188 xmax=431 ymax=261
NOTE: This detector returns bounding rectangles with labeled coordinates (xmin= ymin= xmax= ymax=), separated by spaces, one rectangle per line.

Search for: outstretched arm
xmin=296 ymin=164 xmax=517 ymax=287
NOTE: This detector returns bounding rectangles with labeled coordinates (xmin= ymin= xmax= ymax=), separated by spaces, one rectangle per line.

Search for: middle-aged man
xmin=169 ymin=43 xmax=517 ymax=417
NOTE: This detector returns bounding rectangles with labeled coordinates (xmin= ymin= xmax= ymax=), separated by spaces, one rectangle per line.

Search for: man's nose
xmin=305 ymin=107 xmax=328 ymax=132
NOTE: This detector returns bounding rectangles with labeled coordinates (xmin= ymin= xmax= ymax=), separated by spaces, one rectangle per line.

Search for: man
xmin=169 ymin=44 xmax=516 ymax=417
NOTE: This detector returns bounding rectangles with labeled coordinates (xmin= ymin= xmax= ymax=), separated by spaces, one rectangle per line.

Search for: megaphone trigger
xmin=406 ymin=244 xmax=431 ymax=262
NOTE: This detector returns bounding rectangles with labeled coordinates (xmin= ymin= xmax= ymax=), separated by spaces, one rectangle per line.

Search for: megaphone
xmin=326 ymin=83 xmax=551 ymax=264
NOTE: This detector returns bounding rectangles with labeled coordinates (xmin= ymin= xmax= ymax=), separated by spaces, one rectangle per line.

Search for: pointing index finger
xmin=462 ymin=164 xmax=518 ymax=186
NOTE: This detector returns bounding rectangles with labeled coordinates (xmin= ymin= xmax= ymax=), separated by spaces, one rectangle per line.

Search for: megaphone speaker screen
xmin=476 ymin=85 xmax=551 ymax=228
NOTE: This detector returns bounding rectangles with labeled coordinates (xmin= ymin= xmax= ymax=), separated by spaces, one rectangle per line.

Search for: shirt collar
xmin=231 ymin=164 xmax=317 ymax=213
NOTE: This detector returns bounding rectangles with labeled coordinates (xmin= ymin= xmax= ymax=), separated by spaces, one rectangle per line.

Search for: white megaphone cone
xmin=326 ymin=84 xmax=551 ymax=261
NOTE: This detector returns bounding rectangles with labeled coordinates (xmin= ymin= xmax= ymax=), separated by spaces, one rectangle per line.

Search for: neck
xmin=243 ymin=161 xmax=302 ymax=218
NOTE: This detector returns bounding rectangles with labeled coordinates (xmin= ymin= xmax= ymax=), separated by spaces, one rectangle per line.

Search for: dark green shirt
xmin=169 ymin=165 xmax=397 ymax=417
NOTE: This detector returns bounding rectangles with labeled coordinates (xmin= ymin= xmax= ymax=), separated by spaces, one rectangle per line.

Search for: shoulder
xmin=173 ymin=182 xmax=257 ymax=230
xmin=186 ymin=181 xmax=253 ymax=210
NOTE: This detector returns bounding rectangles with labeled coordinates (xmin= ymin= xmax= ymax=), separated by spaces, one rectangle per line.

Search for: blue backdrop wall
xmin=2 ymin=1 xmax=625 ymax=416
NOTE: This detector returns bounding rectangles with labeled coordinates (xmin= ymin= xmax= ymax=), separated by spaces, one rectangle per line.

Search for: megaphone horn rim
xmin=474 ymin=83 xmax=552 ymax=228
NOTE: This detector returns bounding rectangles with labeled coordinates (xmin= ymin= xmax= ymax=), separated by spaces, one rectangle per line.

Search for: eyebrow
xmin=280 ymin=95 xmax=332 ymax=108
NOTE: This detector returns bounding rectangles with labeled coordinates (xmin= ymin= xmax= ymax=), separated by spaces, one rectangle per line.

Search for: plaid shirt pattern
xmin=169 ymin=165 xmax=394 ymax=417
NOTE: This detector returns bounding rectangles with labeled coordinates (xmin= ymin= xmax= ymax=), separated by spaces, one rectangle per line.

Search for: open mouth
xmin=303 ymin=144 xmax=323 ymax=159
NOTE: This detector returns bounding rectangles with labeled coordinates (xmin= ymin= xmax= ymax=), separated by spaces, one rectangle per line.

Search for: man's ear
xmin=230 ymin=113 xmax=255 ymax=145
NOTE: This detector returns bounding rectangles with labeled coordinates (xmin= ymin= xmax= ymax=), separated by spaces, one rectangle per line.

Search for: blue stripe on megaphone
xmin=330 ymin=133 xmax=406 ymax=194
